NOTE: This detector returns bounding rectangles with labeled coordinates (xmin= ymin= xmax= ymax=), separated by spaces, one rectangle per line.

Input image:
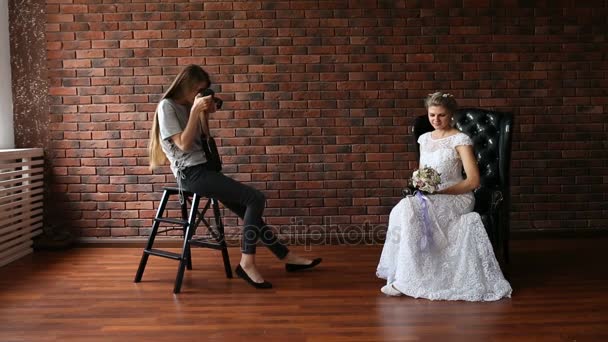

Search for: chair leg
xmin=134 ymin=190 xmax=171 ymax=283
xmin=174 ymin=194 xmax=201 ymax=294
xmin=504 ymin=235 xmax=510 ymax=264
xmin=181 ymin=200 xmax=193 ymax=270
xmin=134 ymin=222 xmax=157 ymax=283
xmin=212 ymin=198 xmax=233 ymax=279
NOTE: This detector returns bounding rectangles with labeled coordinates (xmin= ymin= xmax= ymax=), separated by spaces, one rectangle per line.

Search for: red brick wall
xmin=42 ymin=1 xmax=608 ymax=239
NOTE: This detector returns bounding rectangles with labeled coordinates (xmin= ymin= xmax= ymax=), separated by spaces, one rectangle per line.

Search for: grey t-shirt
xmin=157 ymin=98 xmax=207 ymax=177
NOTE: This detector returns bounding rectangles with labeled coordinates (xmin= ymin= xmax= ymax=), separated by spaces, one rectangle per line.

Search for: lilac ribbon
xmin=415 ymin=191 xmax=434 ymax=252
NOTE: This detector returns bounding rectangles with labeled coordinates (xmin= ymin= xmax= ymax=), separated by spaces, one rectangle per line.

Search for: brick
xmin=119 ymin=40 xmax=148 ymax=49
xmin=63 ymin=59 xmax=91 ymax=68
xmin=47 ymin=14 xmax=74 ymax=23
xmin=91 ymin=40 xmax=118 ymax=49
xmin=76 ymin=31 xmax=104 ymax=40
xmin=89 ymin=22 xmax=119 ymax=31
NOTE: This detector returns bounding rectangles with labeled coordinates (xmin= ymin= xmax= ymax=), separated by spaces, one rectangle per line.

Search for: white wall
xmin=0 ymin=0 xmax=13 ymax=149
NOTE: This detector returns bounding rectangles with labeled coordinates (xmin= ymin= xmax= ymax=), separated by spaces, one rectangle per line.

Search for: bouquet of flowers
xmin=411 ymin=166 xmax=442 ymax=252
xmin=410 ymin=166 xmax=442 ymax=194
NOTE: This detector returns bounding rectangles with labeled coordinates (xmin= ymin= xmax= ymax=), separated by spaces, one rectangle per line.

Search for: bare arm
xmin=436 ymin=144 xmax=480 ymax=195
xmin=170 ymin=96 xmax=212 ymax=152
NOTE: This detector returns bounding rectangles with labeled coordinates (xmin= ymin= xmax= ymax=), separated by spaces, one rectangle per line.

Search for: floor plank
xmin=1 ymin=238 xmax=607 ymax=341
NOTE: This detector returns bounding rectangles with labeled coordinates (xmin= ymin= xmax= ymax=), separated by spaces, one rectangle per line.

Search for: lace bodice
xmin=418 ymin=132 xmax=473 ymax=191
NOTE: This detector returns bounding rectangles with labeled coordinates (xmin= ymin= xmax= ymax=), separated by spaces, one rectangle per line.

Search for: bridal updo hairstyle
xmin=424 ymin=92 xmax=458 ymax=115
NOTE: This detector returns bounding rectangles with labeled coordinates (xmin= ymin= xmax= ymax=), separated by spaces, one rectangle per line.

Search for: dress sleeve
xmin=417 ymin=132 xmax=427 ymax=145
xmin=452 ymin=132 xmax=473 ymax=148
xmin=157 ymin=100 xmax=184 ymax=141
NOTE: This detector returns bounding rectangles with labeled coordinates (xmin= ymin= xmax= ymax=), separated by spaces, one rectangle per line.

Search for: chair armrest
xmin=490 ymin=190 xmax=504 ymax=213
xmin=402 ymin=185 xmax=416 ymax=198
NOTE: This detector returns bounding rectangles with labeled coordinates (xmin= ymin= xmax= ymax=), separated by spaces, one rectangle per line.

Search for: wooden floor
xmin=1 ymin=238 xmax=607 ymax=342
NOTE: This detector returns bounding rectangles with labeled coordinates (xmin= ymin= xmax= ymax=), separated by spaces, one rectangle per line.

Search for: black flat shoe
xmin=285 ymin=258 xmax=322 ymax=272
xmin=235 ymin=265 xmax=272 ymax=289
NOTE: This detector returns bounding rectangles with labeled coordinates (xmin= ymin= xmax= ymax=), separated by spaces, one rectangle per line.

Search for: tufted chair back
xmin=453 ymin=108 xmax=513 ymax=212
xmin=412 ymin=108 xmax=513 ymax=268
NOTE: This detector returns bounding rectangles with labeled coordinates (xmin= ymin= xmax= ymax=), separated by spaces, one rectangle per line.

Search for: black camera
xmin=198 ymin=88 xmax=223 ymax=109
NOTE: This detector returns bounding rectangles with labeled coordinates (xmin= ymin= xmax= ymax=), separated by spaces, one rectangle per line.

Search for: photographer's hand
xmin=169 ymin=96 xmax=213 ymax=152
xmin=192 ymin=95 xmax=213 ymax=116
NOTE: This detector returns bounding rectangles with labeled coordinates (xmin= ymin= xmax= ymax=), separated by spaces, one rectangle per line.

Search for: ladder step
xmin=163 ymin=187 xmax=194 ymax=197
xmin=154 ymin=217 xmax=188 ymax=225
xmin=190 ymin=238 xmax=224 ymax=250
xmin=144 ymin=248 xmax=182 ymax=260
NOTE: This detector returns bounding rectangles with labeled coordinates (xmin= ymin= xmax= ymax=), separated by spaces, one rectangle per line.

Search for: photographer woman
xmin=148 ymin=65 xmax=321 ymax=289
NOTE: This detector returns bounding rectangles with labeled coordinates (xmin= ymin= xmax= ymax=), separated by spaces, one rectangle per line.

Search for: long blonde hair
xmin=148 ymin=65 xmax=211 ymax=170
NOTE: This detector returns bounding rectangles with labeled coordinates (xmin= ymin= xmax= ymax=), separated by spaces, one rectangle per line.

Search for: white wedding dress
xmin=376 ymin=132 xmax=512 ymax=301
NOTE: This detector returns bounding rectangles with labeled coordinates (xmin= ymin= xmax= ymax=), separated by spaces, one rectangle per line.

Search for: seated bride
xmin=376 ymin=92 xmax=512 ymax=301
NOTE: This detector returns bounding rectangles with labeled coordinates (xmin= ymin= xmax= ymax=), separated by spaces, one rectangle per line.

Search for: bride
xmin=376 ymin=92 xmax=512 ymax=301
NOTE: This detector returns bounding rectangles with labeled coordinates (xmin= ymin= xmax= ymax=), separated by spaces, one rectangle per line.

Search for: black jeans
xmin=180 ymin=163 xmax=289 ymax=259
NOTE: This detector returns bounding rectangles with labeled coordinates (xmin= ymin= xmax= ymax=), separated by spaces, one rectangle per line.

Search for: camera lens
xmin=214 ymin=98 xmax=223 ymax=109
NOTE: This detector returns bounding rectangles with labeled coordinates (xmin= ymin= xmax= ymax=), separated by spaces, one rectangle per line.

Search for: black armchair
xmin=409 ymin=108 xmax=513 ymax=269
